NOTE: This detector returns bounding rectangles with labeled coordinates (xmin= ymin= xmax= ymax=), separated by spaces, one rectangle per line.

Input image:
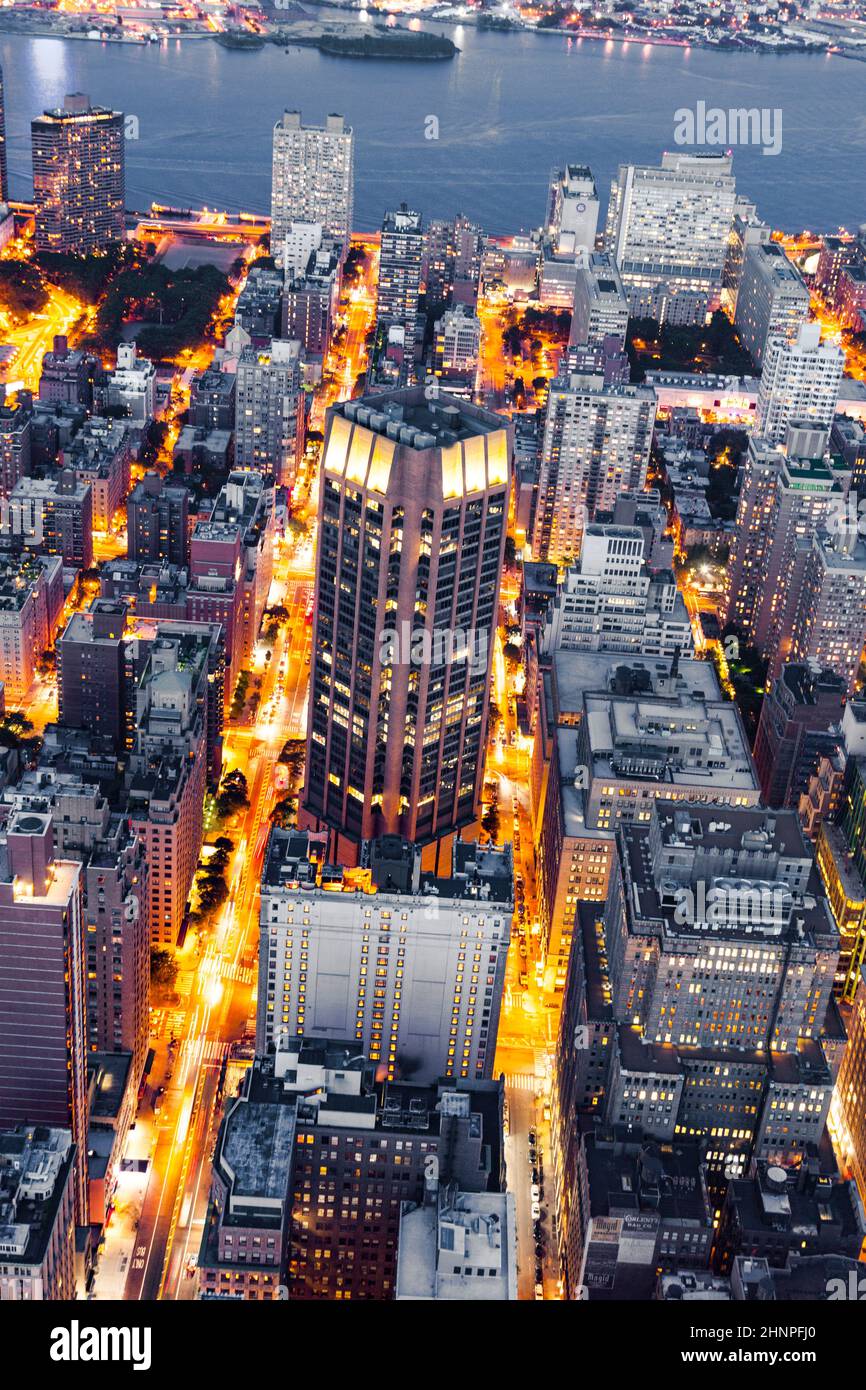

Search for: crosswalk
xmin=222 ymin=963 xmax=255 ymax=987
xmin=505 ymin=1073 xmax=537 ymax=1093
xmin=201 ymin=1040 xmax=229 ymax=1066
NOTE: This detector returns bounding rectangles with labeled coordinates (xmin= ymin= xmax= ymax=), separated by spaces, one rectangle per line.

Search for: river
xmin=2 ymin=25 xmax=864 ymax=234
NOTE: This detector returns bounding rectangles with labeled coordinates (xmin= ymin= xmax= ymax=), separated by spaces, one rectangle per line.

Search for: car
xmin=519 ymin=944 xmax=528 ymax=959
xmin=535 ymin=1243 xmax=544 ymax=1259
xmin=528 ymin=1127 xmax=537 ymax=1141
xmin=534 ymin=1284 xmax=544 ymax=1301
xmin=530 ymin=1184 xmax=540 ymax=1201
xmin=532 ymin=1167 xmax=540 ymax=1184
xmin=530 ymin=1201 xmax=541 ymax=1220
xmin=535 ymin=1262 xmax=544 ymax=1281
xmin=519 ymin=973 xmax=529 ymax=989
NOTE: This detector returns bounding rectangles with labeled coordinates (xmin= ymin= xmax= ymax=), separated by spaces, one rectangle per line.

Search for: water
xmin=2 ymin=26 xmax=864 ymax=234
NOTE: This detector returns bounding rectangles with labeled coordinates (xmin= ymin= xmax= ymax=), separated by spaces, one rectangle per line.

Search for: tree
xmin=216 ymin=769 xmax=249 ymax=818
xmin=270 ymin=795 xmax=299 ymax=829
xmin=150 ymin=947 xmax=178 ymax=992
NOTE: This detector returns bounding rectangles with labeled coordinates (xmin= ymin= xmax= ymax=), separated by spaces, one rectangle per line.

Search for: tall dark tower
xmin=0 ymin=64 xmax=8 ymax=204
xmin=302 ymin=387 xmax=512 ymax=869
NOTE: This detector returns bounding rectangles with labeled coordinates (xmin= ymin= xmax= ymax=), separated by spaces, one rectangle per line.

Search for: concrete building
xmin=532 ymin=372 xmax=655 ymax=565
xmin=126 ymin=627 xmax=211 ymax=944
xmin=282 ymin=226 xmax=341 ymax=360
xmin=606 ymin=152 xmax=736 ymax=326
xmin=815 ymin=234 xmax=861 ymax=307
xmin=715 ymin=1162 xmax=865 ymax=1273
xmin=58 ymin=600 xmax=130 ymax=752
xmin=31 ymin=93 xmax=124 ymax=253
xmin=38 ymin=335 xmax=98 ymax=409
xmin=257 ymin=830 xmax=513 ymax=1084
xmin=396 ymin=1184 xmax=517 ymax=1300
xmin=837 ymin=263 xmax=866 ymax=333
xmin=190 ymin=470 xmax=273 ymax=665
xmin=106 ymin=342 xmax=156 ymax=425
xmin=235 ymin=339 xmax=305 ymax=486
xmin=789 ymin=528 xmax=866 ymax=692
xmin=62 ymin=416 xmax=132 ymax=531
xmin=757 ymin=323 xmax=844 ymax=446
xmin=198 ymin=1040 xmax=504 ymax=1301
xmin=569 ymin=252 xmax=629 ymax=350
xmin=376 ymin=206 xmax=424 ymax=386
xmin=0 ymin=1123 xmax=77 ymax=1300
xmin=431 ymin=305 xmax=481 ymax=396
xmin=188 ymin=368 xmax=236 ymax=433
xmin=541 ymin=523 xmax=693 ymax=659
xmin=270 ymin=111 xmax=354 ymax=263
xmin=721 ymin=199 xmax=770 ymax=314
xmin=0 ymin=395 xmax=31 ymax=498
xmin=127 ymin=472 xmax=191 ymax=568
xmin=0 ymin=814 xmax=88 ymax=1220
xmin=546 ymin=164 xmax=600 ymax=256
xmin=0 ymin=553 xmax=63 ymax=702
xmin=233 ymin=266 xmax=284 ymax=342
xmin=753 ymin=664 xmax=846 ymax=808
xmin=302 ymin=390 xmax=510 ymax=862
xmin=7 ymin=471 xmax=94 ymax=569
xmin=424 ymin=215 xmax=484 ymax=308
xmin=734 ymin=241 xmax=810 ymax=367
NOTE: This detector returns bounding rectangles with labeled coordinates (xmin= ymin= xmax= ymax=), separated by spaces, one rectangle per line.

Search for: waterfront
xmin=2 ymin=28 xmax=864 ymax=235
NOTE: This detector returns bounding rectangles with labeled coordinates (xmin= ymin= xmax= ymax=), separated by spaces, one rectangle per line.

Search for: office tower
xmin=425 ymin=215 xmax=485 ymax=307
xmin=106 ymin=342 xmax=156 ymax=424
xmin=721 ymin=198 xmax=770 ymax=313
xmin=753 ymin=664 xmax=845 ymax=808
xmin=235 ymin=339 xmax=305 ymax=486
xmin=757 ymin=323 xmax=844 ymax=446
xmin=789 ymin=527 xmax=866 ymax=692
xmin=6 ymin=471 xmax=94 ymax=570
xmin=606 ymin=152 xmax=736 ymax=325
xmin=604 ymin=804 xmax=838 ymax=1051
xmin=271 ymin=111 xmax=354 ymax=264
xmin=39 ymin=335 xmax=98 ymax=409
xmin=734 ymin=241 xmax=811 ymax=367
xmin=546 ymin=165 xmax=600 ymax=255
xmin=0 ymin=1124 xmax=78 ymax=1300
xmin=0 ymin=554 xmax=63 ymax=702
xmin=531 ymin=371 xmax=656 ymax=564
xmin=199 ymin=1042 xmax=504 ymax=1302
xmin=126 ymin=627 xmax=212 ymax=944
xmin=0 ymin=812 xmax=88 ymax=1221
xmin=127 ymin=472 xmax=190 ymax=567
xmin=302 ymin=388 xmax=510 ymax=860
xmin=58 ymin=599 xmax=129 ymax=751
xmin=375 ymin=206 xmax=423 ymax=384
xmin=396 ymin=1186 xmax=517 ymax=1300
xmin=431 ymin=305 xmax=481 ymax=396
xmin=0 ymin=392 xmax=32 ymax=496
xmin=190 ymin=470 xmax=273 ymax=664
xmin=188 ymin=368 xmax=236 ymax=433
xmin=258 ymin=831 xmax=513 ymax=1083
xmin=541 ymin=522 xmax=693 ymax=659
xmin=0 ymin=64 xmax=7 ymax=204
xmin=568 ymin=252 xmax=629 ymax=350
xmin=31 ymin=93 xmax=124 ymax=254
xmin=62 ymin=416 xmax=132 ymax=532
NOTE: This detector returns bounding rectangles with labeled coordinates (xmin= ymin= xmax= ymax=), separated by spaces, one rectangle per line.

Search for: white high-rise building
xmin=791 ymin=525 xmax=866 ymax=694
xmin=734 ymin=241 xmax=810 ymax=367
xmin=532 ymin=373 xmax=656 ymax=564
xmin=542 ymin=523 xmax=694 ymax=658
xmin=257 ymin=832 xmax=513 ymax=1085
xmin=282 ymin=220 xmax=325 ymax=280
xmin=546 ymin=164 xmax=599 ymax=255
xmin=271 ymin=111 xmax=354 ymax=265
xmin=757 ymin=323 xmax=844 ymax=446
xmin=606 ymin=152 xmax=736 ymax=325
xmin=569 ymin=251 xmax=630 ymax=349
xmin=432 ymin=305 xmax=481 ymax=378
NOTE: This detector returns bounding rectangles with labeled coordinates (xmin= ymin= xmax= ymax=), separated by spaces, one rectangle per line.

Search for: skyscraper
xmin=302 ymin=387 xmax=511 ymax=864
xmin=734 ymin=240 xmax=810 ymax=367
xmin=0 ymin=64 xmax=9 ymax=205
xmin=31 ymin=94 xmax=125 ymax=254
xmin=546 ymin=165 xmax=600 ymax=255
xmin=532 ymin=371 xmax=656 ymax=565
xmin=569 ymin=252 xmax=629 ymax=350
xmin=375 ymin=205 xmax=424 ymax=386
xmin=757 ymin=323 xmax=844 ymax=446
xmin=607 ymin=152 xmax=736 ymax=325
xmin=270 ymin=111 xmax=354 ymax=264
xmin=235 ymin=338 xmax=305 ymax=486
